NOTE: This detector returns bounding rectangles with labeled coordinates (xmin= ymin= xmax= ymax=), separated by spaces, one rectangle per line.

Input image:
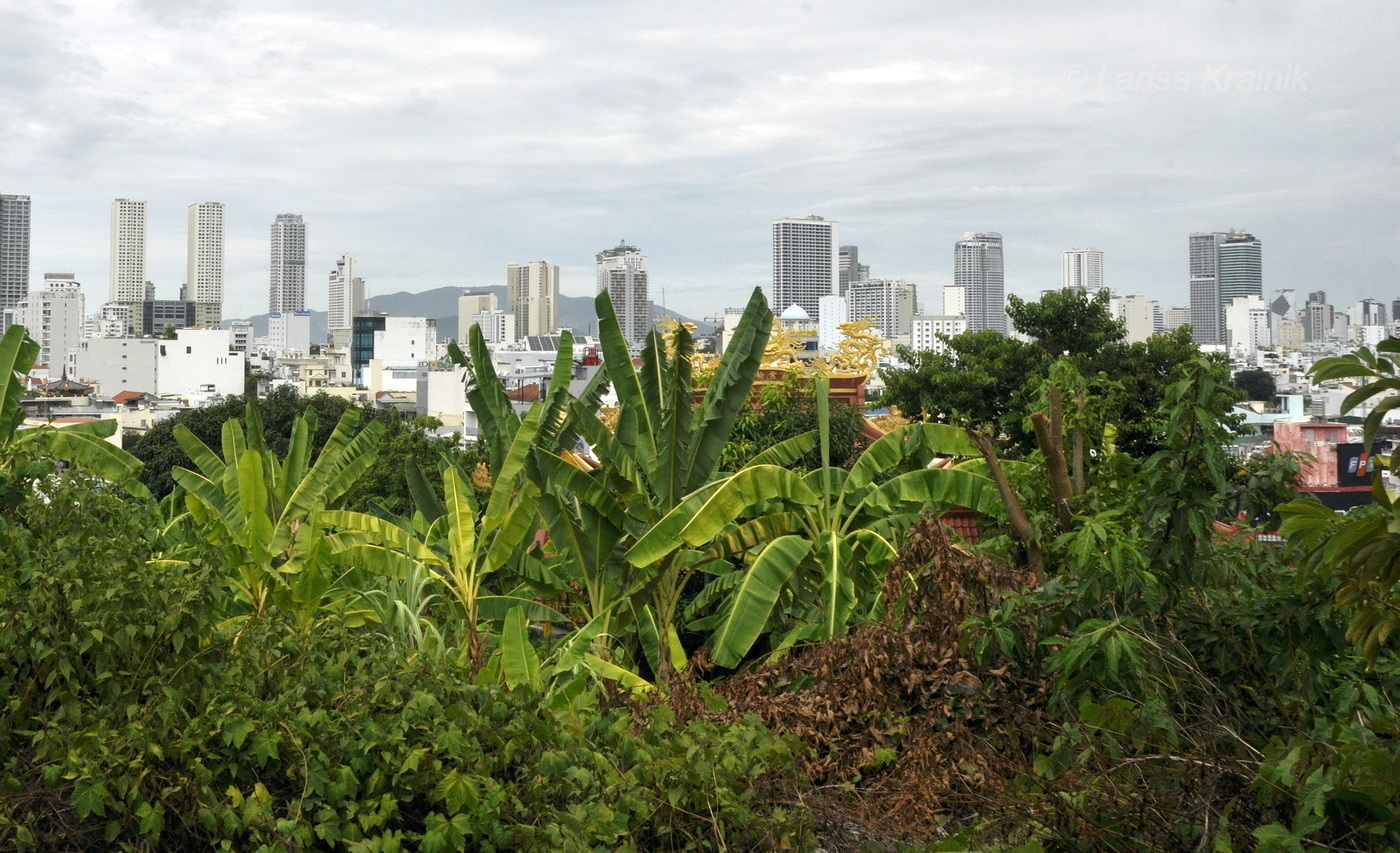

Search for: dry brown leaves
xmin=670 ymin=517 xmax=1048 ymax=844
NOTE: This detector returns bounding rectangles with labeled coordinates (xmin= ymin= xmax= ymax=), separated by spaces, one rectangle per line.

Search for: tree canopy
xmin=882 ymin=290 xmax=1207 ymax=457
xmin=1233 ymin=366 xmax=1277 ymax=402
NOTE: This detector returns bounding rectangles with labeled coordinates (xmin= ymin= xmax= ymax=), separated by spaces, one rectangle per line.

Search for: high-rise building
xmin=327 ymin=254 xmax=365 ymax=346
xmin=848 ymin=278 xmax=916 ymax=338
xmin=0 ymin=194 xmax=31 ymax=316
xmin=14 ymin=274 xmax=84 ymax=366
xmin=817 ymin=294 xmax=848 ymax=350
xmin=187 ymin=202 xmax=224 ymax=328
xmin=910 ymin=314 xmax=968 ymax=353
xmin=1218 ymin=231 xmax=1262 ymax=307
xmin=1111 ymin=293 xmax=1159 ymax=344
xmin=270 ymin=214 xmax=306 ymax=314
xmin=596 ymin=241 xmax=651 ymax=345
xmin=1164 ymin=306 xmax=1191 ymax=333
xmin=1349 ymin=298 xmax=1387 ymax=328
xmin=943 ymin=284 xmax=966 ymax=317
xmin=140 ymin=299 xmax=196 ymax=338
xmin=772 ymin=216 xmax=838 ymax=323
xmin=954 ymin=232 xmax=1005 ymax=334
xmin=838 ymin=245 xmax=869 ymax=296
xmin=1189 ymin=230 xmax=1262 ymax=346
xmin=1062 ymin=248 xmax=1104 ymax=293
xmin=458 ymin=290 xmax=497 ymax=340
xmin=506 ymin=261 xmax=559 ymax=337
xmin=1304 ymin=293 xmax=1334 ymax=342
xmin=109 ymin=199 xmax=147 ymax=311
xmin=1188 ymin=232 xmax=1224 ymax=345
xmin=1224 ymin=295 xmax=1270 ymax=355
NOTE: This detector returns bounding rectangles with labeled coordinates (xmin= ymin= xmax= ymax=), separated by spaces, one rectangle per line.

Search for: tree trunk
xmin=1031 ymin=409 xmax=1074 ymax=529
xmin=968 ymin=430 xmax=1045 ymax=585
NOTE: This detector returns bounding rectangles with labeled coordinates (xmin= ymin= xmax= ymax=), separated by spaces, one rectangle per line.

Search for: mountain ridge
xmin=225 ymin=285 xmax=712 ymax=341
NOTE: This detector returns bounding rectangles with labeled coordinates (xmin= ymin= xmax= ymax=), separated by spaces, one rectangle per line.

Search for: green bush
xmin=0 ymin=477 xmax=812 ymax=851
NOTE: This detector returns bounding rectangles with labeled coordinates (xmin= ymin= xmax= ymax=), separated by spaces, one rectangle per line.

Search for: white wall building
xmin=1224 ymin=295 xmax=1271 ymax=357
xmin=327 ymin=254 xmax=365 ymax=346
xmin=1062 ymin=248 xmax=1105 ymax=293
xmin=848 ymin=278 xmax=916 ymax=338
xmin=15 ymin=273 xmax=85 ymax=368
xmin=69 ymin=337 xmax=159 ymax=395
xmin=374 ymin=316 xmax=440 ymax=369
xmin=230 ymin=321 xmax=253 ymax=353
xmin=1111 ymin=293 xmax=1159 ymax=343
xmin=942 ymin=284 xmax=966 ymax=317
xmin=187 ymin=202 xmax=224 ymax=328
xmin=458 ymin=291 xmax=497 ymax=341
xmin=910 ymin=314 xmax=968 ymax=353
xmin=94 ymin=303 xmax=132 ymax=339
xmin=109 ymin=199 xmax=147 ymax=316
xmin=267 ymin=310 xmax=312 ymax=356
xmin=817 ymin=294 xmax=848 ymax=351
xmin=156 ymin=328 xmax=244 ymax=400
xmin=473 ymin=309 xmax=516 ymax=345
xmin=416 ymin=363 xmax=469 ymax=427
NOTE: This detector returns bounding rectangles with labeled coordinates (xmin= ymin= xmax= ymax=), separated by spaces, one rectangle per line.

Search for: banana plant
xmin=322 ymin=401 xmax=560 ymax=671
xmin=629 ymin=377 xmax=1006 ymax=668
xmin=153 ymin=401 xmax=384 ymax=628
xmin=539 ymin=287 xmax=781 ymax=679
xmin=447 ymin=288 xmax=780 ymax=680
xmin=0 ymin=324 xmax=149 ymax=506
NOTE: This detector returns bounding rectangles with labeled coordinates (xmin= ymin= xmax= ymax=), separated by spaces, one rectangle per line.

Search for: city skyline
xmin=2 ymin=2 xmax=1393 ymax=324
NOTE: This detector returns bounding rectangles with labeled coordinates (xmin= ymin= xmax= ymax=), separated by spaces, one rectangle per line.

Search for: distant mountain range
xmin=225 ymin=286 xmax=711 ymax=342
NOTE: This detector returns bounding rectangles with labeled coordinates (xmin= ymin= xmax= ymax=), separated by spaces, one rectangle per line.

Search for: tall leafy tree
xmin=1233 ymin=367 xmax=1276 ymax=402
xmin=1007 ymin=287 xmax=1126 ymax=358
xmin=883 ymin=292 xmax=1198 ymax=458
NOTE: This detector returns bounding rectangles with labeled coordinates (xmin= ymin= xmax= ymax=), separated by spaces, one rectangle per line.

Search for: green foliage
xmin=1227 ymin=445 xmax=1307 ymax=531
xmin=884 ymin=330 xmax=1044 ymax=448
xmin=720 ymin=376 xmax=866 ymax=471
xmin=1234 ymin=367 xmax=1277 ymax=402
xmin=0 ymin=475 xmax=813 ymax=851
xmin=129 ymin=385 xmax=474 ymax=514
xmin=157 ymin=399 xmax=385 ymax=627
xmin=882 ymin=294 xmax=1200 ymax=458
xmin=0 ymin=325 xmax=150 ymax=509
xmin=633 ymin=378 xmax=1002 ymax=667
xmin=1280 ymin=340 xmax=1400 ymax=663
xmin=1006 ymin=287 xmax=1125 ymax=358
xmin=1139 ymin=354 xmax=1243 ymax=588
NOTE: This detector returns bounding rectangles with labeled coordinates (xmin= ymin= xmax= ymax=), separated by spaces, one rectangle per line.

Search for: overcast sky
xmin=3 ymin=0 xmax=1397 ymax=322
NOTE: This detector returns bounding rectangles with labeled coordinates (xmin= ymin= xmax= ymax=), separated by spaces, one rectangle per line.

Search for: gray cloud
xmin=1 ymin=0 xmax=1396 ymax=319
